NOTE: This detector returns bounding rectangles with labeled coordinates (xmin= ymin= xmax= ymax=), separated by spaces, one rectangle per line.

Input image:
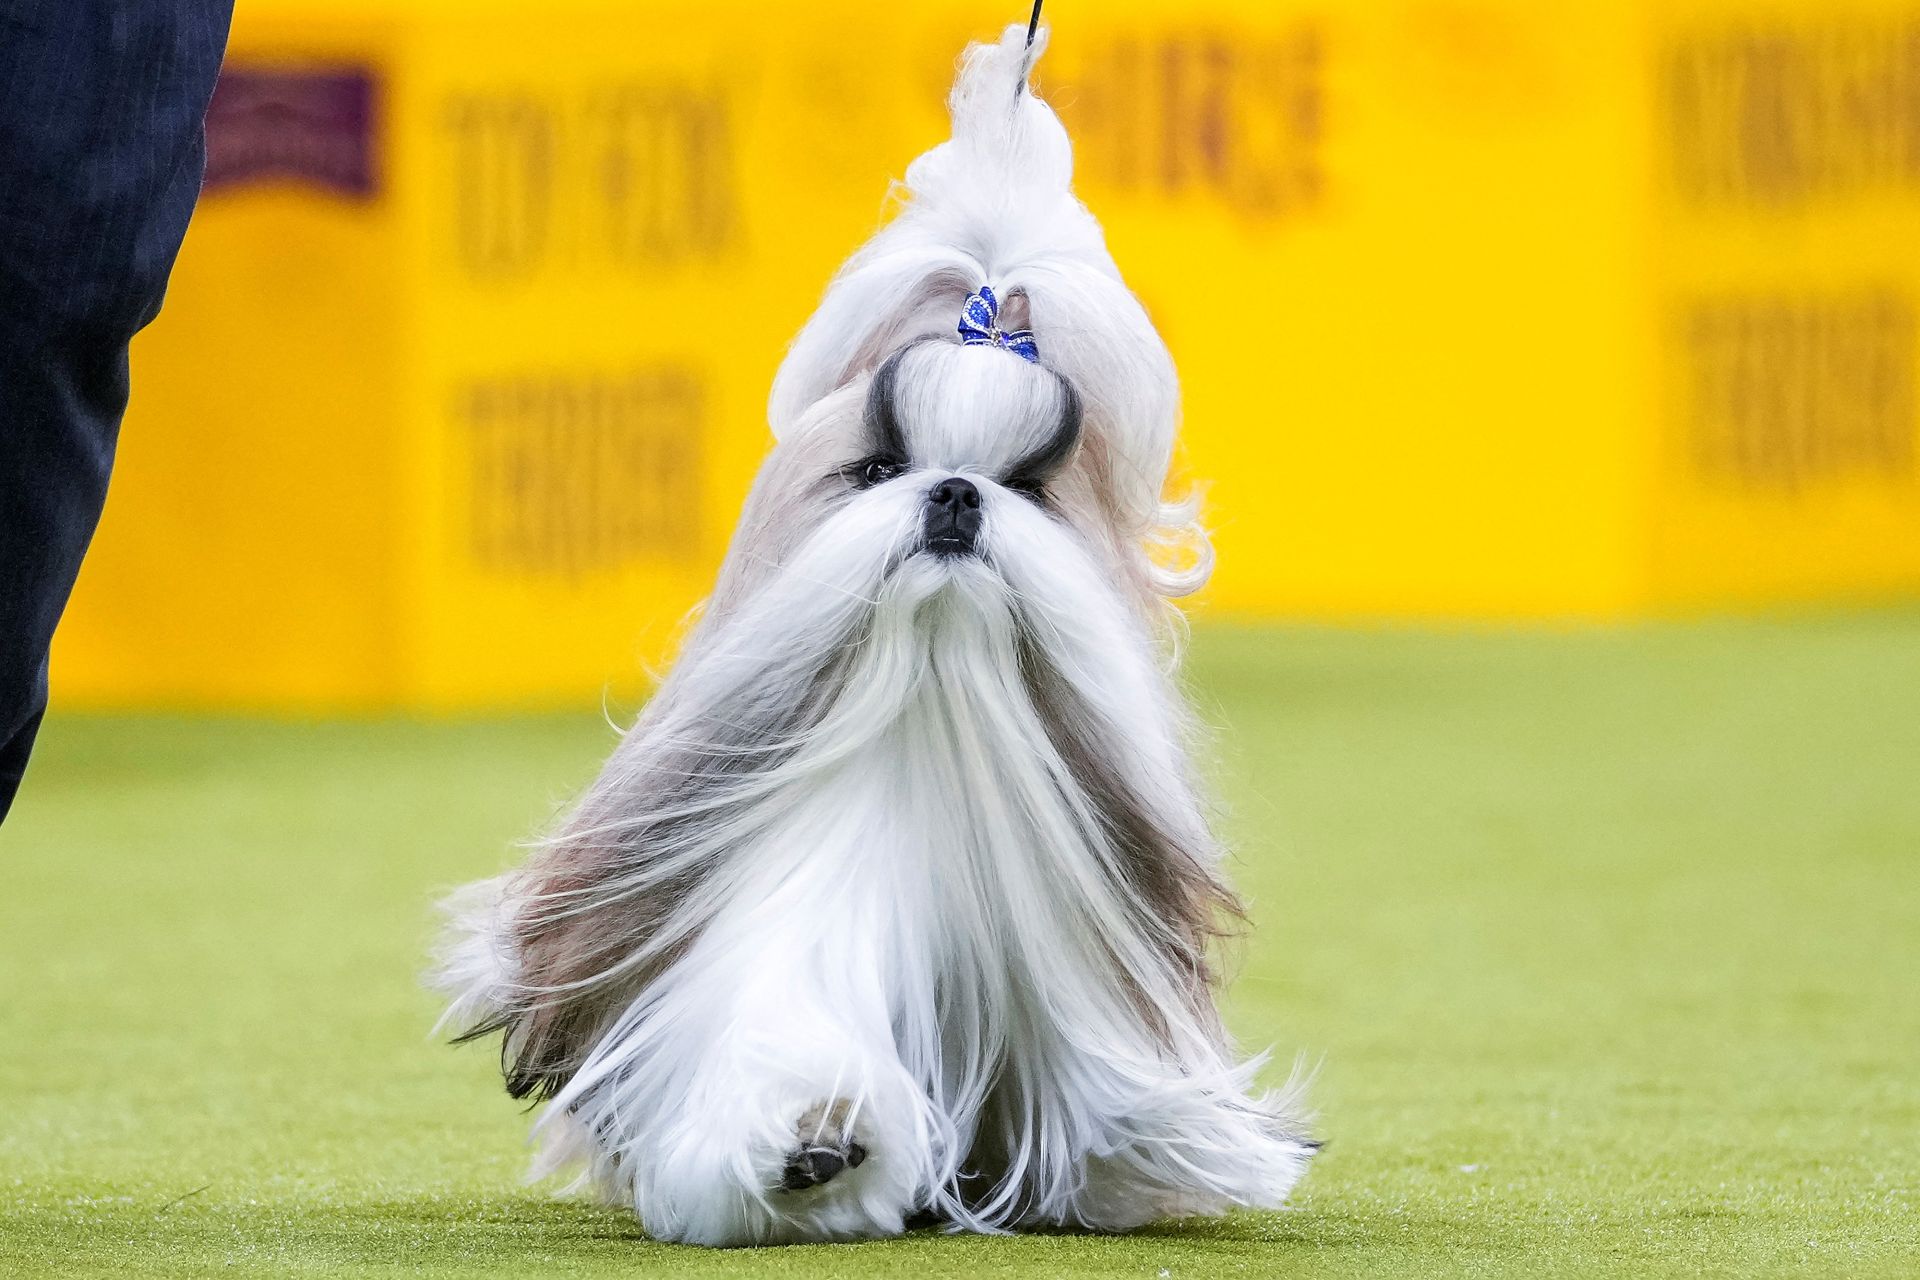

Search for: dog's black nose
xmin=929 ymin=477 xmax=980 ymax=511
xmin=924 ymin=476 xmax=982 ymax=554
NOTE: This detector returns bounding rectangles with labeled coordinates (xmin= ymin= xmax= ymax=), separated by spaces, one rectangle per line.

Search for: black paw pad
xmin=780 ymin=1141 xmax=867 ymax=1191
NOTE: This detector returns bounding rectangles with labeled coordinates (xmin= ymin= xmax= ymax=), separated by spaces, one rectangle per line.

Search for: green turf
xmin=3 ymin=615 xmax=1917 ymax=1278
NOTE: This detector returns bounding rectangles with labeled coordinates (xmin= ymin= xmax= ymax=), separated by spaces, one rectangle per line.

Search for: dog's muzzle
xmin=923 ymin=476 xmax=982 ymax=555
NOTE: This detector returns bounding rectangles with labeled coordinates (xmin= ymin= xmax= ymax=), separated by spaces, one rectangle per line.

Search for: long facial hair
xmin=435 ymin=21 xmax=1311 ymax=1245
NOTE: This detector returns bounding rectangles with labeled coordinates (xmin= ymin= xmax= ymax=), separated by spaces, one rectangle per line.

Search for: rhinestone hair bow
xmin=957 ymin=285 xmax=1039 ymax=363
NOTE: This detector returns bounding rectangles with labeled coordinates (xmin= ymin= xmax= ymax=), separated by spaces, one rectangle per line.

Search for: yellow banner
xmin=54 ymin=0 xmax=1920 ymax=710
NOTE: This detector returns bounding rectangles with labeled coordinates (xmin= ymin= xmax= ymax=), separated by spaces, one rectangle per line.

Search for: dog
xmin=434 ymin=19 xmax=1314 ymax=1246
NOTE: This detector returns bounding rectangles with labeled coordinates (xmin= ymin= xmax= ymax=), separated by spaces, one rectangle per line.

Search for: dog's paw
xmin=779 ymin=1099 xmax=868 ymax=1192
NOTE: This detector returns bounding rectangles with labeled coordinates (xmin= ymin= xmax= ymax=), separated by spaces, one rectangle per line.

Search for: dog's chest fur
xmin=765 ymin=603 xmax=1158 ymax=1157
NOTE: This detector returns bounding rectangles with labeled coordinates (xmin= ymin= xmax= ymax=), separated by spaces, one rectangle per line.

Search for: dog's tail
xmin=768 ymin=20 xmax=1190 ymax=571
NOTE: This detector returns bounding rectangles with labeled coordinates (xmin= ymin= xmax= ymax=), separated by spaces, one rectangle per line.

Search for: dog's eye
xmin=848 ymin=457 xmax=904 ymax=489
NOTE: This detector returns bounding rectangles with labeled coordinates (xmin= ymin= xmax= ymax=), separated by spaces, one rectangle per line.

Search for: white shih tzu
xmin=434 ymin=15 xmax=1314 ymax=1247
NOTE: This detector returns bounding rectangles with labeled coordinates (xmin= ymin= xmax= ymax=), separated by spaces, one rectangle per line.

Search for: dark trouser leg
xmin=0 ymin=1 xmax=234 ymax=823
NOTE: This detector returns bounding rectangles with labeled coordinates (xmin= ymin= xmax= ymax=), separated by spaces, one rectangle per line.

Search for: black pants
xmin=0 ymin=2 xmax=233 ymax=822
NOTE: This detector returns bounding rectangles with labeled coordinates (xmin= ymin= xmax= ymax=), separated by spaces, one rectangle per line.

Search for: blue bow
xmin=957 ymin=285 xmax=1039 ymax=363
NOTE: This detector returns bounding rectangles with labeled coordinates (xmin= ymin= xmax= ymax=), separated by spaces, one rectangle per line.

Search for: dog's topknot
xmin=769 ymin=22 xmax=1189 ymax=574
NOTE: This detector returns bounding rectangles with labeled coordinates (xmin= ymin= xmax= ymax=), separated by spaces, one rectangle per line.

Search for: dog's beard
xmin=437 ymin=485 xmax=1310 ymax=1242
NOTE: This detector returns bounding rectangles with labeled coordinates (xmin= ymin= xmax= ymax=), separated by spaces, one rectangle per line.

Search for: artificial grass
xmin=2 ymin=615 xmax=1917 ymax=1278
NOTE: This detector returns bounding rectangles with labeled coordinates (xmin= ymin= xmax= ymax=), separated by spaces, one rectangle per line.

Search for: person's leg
xmin=0 ymin=1 xmax=234 ymax=822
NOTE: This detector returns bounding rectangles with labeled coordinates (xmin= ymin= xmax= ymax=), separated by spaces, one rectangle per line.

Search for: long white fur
xmin=434 ymin=21 xmax=1311 ymax=1247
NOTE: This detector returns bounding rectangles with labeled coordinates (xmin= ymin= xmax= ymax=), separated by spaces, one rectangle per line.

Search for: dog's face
xmin=850 ymin=340 xmax=1079 ymax=556
xmin=710 ymin=335 xmax=1141 ymax=646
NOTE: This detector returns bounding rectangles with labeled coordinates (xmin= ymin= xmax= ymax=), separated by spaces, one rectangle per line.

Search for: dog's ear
xmin=435 ymin=463 xmax=875 ymax=1099
xmin=469 ymin=826 xmax=700 ymax=1101
xmin=1018 ymin=628 xmax=1245 ymax=1045
xmin=445 ymin=681 xmax=805 ymax=1101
